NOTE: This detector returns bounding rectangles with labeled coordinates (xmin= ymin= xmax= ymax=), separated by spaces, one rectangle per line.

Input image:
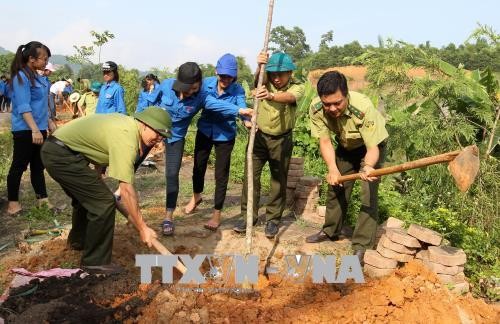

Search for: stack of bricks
xmin=363 ymin=219 xmax=469 ymax=294
xmin=293 ymin=176 xmax=321 ymax=223
xmin=416 ymin=245 xmax=468 ymax=294
xmin=286 ymin=157 xmax=305 ymax=207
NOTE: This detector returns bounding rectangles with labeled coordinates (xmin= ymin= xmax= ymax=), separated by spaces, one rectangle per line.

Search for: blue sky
xmin=1 ymin=0 xmax=498 ymax=71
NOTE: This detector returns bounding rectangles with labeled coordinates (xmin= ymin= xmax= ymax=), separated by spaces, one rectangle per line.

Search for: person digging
xmin=41 ymin=107 xmax=172 ymax=274
xmin=306 ymin=71 xmax=389 ymax=263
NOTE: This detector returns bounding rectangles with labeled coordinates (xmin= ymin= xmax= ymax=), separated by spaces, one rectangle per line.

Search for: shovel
xmin=337 ymin=145 xmax=480 ymax=192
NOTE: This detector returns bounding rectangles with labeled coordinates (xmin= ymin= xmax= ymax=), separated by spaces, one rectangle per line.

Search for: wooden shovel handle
xmin=337 ymin=150 xmax=461 ymax=183
xmin=151 ymin=238 xmax=187 ymax=274
xmin=115 ymin=198 xmax=187 ymax=274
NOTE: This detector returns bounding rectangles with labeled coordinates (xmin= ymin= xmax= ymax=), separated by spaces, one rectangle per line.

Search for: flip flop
xmin=203 ymin=222 xmax=220 ymax=232
xmin=162 ymin=220 xmax=175 ymax=236
xmin=184 ymin=198 xmax=203 ymax=215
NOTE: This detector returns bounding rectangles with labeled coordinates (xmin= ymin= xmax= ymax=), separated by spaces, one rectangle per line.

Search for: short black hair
xmin=316 ymin=71 xmax=348 ymax=97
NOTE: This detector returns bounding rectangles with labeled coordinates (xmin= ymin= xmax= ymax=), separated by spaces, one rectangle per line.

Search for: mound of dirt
xmin=134 ymin=260 xmax=499 ymax=323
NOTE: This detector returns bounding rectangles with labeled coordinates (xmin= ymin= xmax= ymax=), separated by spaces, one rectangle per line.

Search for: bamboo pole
xmin=246 ymin=0 xmax=275 ymax=255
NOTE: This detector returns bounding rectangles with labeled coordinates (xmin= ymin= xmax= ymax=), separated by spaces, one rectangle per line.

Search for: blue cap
xmin=216 ymin=53 xmax=238 ymax=78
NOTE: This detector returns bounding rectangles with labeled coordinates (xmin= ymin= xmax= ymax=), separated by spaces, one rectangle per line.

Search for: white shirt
xmin=50 ymin=81 xmax=67 ymax=94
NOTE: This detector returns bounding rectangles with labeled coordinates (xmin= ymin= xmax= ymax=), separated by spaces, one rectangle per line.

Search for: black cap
xmin=173 ymin=62 xmax=202 ymax=92
xmin=102 ymin=61 xmax=118 ymax=72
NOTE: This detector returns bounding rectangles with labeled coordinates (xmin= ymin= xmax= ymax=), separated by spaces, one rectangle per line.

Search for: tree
xmin=199 ymin=63 xmax=216 ymax=78
xmin=0 ymin=53 xmax=14 ymax=76
xmin=236 ymin=56 xmax=254 ymax=88
xmin=269 ymin=26 xmax=311 ymax=62
xmin=67 ymin=45 xmax=94 ymax=65
xmin=91 ymin=30 xmax=115 ymax=64
xmin=50 ymin=64 xmax=74 ymax=83
xmin=118 ymin=67 xmax=141 ymax=115
xmin=147 ymin=67 xmax=175 ymax=81
xmin=319 ymin=30 xmax=334 ymax=51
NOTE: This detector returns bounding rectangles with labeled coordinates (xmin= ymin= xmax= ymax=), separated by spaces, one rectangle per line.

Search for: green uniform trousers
xmin=41 ymin=139 xmax=116 ymax=266
xmin=241 ymin=130 xmax=293 ymax=224
xmin=323 ymin=143 xmax=386 ymax=250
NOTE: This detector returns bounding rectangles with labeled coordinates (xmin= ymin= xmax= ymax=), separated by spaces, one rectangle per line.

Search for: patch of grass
xmin=0 ymin=131 xmax=13 ymax=194
xmin=24 ymin=205 xmax=60 ymax=228
xmin=60 ymin=261 xmax=76 ymax=269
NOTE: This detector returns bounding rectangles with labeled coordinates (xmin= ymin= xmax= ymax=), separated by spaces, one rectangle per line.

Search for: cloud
xmin=47 ymin=19 xmax=98 ymax=56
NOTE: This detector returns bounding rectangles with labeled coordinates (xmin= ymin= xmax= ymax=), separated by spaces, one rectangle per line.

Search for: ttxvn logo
xmin=135 ymin=254 xmax=364 ymax=284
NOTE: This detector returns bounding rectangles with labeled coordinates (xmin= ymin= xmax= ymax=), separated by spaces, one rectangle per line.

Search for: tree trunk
xmin=486 ymin=105 xmax=500 ymax=156
xmin=246 ymin=0 xmax=275 ymax=255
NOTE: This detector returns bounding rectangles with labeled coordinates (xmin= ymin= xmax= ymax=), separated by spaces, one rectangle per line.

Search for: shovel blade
xmin=448 ymin=145 xmax=480 ymax=192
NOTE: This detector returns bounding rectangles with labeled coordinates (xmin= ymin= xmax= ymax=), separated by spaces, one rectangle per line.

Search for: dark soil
xmin=0 ymin=272 xmax=157 ymax=323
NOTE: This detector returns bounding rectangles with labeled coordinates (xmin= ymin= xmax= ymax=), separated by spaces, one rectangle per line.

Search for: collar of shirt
xmin=105 ymin=80 xmax=117 ymax=89
xmin=203 ymin=76 xmax=238 ymax=98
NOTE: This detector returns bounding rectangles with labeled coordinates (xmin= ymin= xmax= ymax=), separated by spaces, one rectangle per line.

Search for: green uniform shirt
xmin=257 ymin=79 xmax=305 ymax=135
xmin=53 ymin=114 xmax=140 ymax=184
xmin=78 ymin=92 xmax=98 ymax=115
xmin=309 ymin=91 xmax=388 ymax=150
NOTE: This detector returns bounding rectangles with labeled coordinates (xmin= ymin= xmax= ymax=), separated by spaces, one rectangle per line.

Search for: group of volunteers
xmin=4 ymin=40 xmax=388 ymax=273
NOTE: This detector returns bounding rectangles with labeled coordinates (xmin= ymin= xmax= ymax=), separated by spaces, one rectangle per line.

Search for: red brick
xmin=298 ymin=176 xmax=321 ymax=186
xmin=376 ymin=245 xmax=414 ymax=263
xmin=437 ymin=272 xmax=466 ymax=284
xmin=378 ymin=235 xmax=417 ymax=255
xmin=364 ymin=264 xmax=395 ymax=278
xmin=288 ymin=163 xmax=303 ymax=170
xmin=364 ymin=250 xmax=398 ymax=269
xmin=288 ymin=169 xmax=305 ymax=177
xmin=428 ymin=246 xmax=466 ymax=266
xmin=290 ymin=157 xmax=304 ymax=165
xmin=422 ymin=259 xmax=464 ymax=275
xmin=385 ymin=228 xmax=421 ymax=248
xmin=407 ymin=224 xmax=442 ymax=246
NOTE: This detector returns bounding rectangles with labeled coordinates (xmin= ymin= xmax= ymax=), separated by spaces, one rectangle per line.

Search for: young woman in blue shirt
xmin=95 ymin=61 xmax=126 ymax=114
xmin=184 ymin=53 xmax=250 ymax=231
xmin=6 ymin=41 xmax=53 ymax=216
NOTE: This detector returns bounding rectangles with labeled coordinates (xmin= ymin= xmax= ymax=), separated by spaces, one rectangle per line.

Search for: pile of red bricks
xmin=364 ymin=217 xmax=469 ymax=294
xmin=286 ymin=157 xmax=305 ymax=207
xmin=293 ymin=176 xmax=322 ymax=222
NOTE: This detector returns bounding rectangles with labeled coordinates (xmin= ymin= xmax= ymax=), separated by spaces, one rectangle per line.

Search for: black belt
xmin=47 ymin=136 xmax=80 ymax=155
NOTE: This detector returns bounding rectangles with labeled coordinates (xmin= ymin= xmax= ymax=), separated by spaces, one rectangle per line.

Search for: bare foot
xmin=204 ymin=210 xmax=221 ymax=231
xmin=38 ymin=198 xmax=54 ymax=209
xmin=7 ymin=201 xmax=22 ymax=215
xmin=184 ymin=194 xmax=202 ymax=214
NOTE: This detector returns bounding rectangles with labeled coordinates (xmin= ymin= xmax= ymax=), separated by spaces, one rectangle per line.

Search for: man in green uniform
xmin=77 ymin=81 xmax=102 ymax=115
xmin=41 ymin=107 xmax=172 ymax=274
xmin=306 ymin=71 xmax=388 ymax=261
xmin=233 ymin=52 xmax=305 ymax=238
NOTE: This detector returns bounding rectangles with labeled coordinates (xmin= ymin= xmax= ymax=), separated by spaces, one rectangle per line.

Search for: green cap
xmin=133 ymin=106 xmax=172 ymax=138
xmin=265 ymin=52 xmax=296 ymax=72
xmin=90 ymin=81 xmax=102 ymax=93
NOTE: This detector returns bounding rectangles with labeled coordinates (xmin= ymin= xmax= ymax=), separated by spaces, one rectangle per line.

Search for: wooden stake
xmin=246 ymin=0 xmax=276 ymax=256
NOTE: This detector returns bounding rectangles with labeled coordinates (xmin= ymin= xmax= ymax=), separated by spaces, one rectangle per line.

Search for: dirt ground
xmin=1 ymin=104 xmax=499 ymax=323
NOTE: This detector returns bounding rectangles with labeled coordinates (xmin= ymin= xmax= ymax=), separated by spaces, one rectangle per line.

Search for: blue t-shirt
xmin=136 ymin=81 xmax=161 ymax=112
xmin=10 ymin=70 xmax=49 ymax=131
xmin=198 ymin=76 xmax=246 ymax=141
xmin=95 ymin=81 xmax=126 ymax=114
xmin=157 ymin=78 xmax=207 ymax=143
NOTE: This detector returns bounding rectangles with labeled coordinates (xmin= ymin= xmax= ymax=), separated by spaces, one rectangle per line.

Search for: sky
xmin=1 ymin=0 xmax=498 ymax=71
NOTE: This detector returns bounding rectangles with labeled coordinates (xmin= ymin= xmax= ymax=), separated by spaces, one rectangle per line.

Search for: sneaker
xmin=232 ymin=219 xmax=257 ymax=234
xmin=265 ymin=222 xmax=279 ymax=238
